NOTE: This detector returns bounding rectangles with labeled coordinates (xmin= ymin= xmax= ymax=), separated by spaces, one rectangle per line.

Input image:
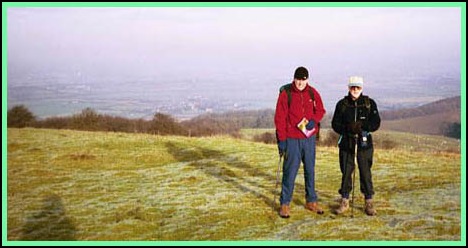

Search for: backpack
xmin=279 ymin=83 xmax=321 ymax=140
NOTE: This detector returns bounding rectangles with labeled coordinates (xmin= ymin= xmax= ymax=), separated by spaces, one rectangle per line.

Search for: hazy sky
xmin=8 ymin=7 xmax=461 ymax=82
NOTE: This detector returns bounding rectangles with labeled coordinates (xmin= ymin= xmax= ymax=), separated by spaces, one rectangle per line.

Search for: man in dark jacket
xmin=274 ymin=66 xmax=326 ymax=218
xmin=331 ymin=76 xmax=381 ymax=216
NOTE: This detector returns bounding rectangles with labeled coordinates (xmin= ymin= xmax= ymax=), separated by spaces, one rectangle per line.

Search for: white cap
xmin=348 ymin=76 xmax=364 ymax=87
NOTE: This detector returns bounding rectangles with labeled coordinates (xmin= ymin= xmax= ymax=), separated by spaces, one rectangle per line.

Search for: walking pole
xmin=351 ymin=135 xmax=358 ymax=218
xmin=273 ymin=154 xmax=283 ymax=210
xmin=351 ymin=100 xmax=358 ymax=218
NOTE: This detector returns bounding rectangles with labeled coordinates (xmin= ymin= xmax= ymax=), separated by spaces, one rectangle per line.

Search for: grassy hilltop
xmin=7 ymin=128 xmax=461 ymax=241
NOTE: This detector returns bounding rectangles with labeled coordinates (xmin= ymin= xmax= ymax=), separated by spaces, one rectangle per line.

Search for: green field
xmin=6 ymin=128 xmax=462 ymax=241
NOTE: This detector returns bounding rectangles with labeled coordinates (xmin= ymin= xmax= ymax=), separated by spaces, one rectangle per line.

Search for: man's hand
xmin=278 ymin=140 xmax=286 ymax=156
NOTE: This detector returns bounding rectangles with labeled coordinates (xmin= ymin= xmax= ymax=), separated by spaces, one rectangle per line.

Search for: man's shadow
xmin=20 ymin=194 xmax=76 ymax=240
xmin=165 ymin=141 xmax=304 ymax=210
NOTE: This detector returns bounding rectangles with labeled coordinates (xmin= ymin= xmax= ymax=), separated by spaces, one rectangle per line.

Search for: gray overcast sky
xmin=7 ymin=7 xmax=461 ymax=81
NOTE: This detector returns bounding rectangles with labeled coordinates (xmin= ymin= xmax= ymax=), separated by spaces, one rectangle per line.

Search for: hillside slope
xmin=380 ymin=110 xmax=460 ymax=135
xmin=380 ymin=96 xmax=460 ymax=120
xmin=378 ymin=96 xmax=460 ymax=135
xmin=6 ymin=128 xmax=462 ymax=242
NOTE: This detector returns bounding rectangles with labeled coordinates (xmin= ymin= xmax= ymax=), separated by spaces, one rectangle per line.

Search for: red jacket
xmin=274 ymin=83 xmax=326 ymax=141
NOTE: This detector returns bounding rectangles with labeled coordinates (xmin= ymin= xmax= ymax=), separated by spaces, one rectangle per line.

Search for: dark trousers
xmin=338 ymin=147 xmax=374 ymax=199
xmin=280 ymin=136 xmax=317 ymax=205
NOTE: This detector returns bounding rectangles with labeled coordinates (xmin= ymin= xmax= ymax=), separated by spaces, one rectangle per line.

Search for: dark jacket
xmin=275 ymin=83 xmax=326 ymax=141
xmin=331 ymin=93 xmax=380 ymax=151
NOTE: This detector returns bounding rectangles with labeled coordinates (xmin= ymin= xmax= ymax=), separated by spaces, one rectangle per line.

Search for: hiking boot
xmin=335 ymin=198 xmax=349 ymax=214
xmin=365 ymin=199 xmax=377 ymax=216
xmin=305 ymin=202 xmax=324 ymax=214
xmin=279 ymin=204 xmax=290 ymax=218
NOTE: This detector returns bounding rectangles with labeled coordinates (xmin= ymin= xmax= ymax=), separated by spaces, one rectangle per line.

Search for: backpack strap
xmin=279 ymin=84 xmax=293 ymax=107
xmin=363 ymin=96 xmax=370 ymax=110
xmin=340 ymin=96 xmax=349 ymax=114
xmin=308 ymin=88 xmax=316 ymax=114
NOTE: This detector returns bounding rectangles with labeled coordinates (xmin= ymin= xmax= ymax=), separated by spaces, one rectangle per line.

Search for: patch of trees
xmin=7 ymin=105 xmax=36 ymax=128
xmin=442 ymin=122 xmax=461 ymax=139
xmin=7 ymin=106 xmax=239 ymax=137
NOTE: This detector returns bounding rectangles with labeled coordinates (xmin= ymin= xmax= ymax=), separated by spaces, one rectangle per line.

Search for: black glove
xmin=348 ymin=121 xmax=362 ymax=134
xmin=305 ymin=119 xmax=315 ymax=130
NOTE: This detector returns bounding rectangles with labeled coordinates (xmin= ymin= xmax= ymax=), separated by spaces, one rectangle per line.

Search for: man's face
xmin=349 ymin=86 xmax=363 ymax=99
xmin=294 ymin=78 xmax=308 ymax=91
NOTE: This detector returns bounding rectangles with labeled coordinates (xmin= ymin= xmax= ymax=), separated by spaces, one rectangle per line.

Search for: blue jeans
xmin=280 ymin=136 xmax=318 ymax=205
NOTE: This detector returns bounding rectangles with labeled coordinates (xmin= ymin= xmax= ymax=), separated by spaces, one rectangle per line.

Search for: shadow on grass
xmin=165 ymin=141 xmax=305 ymax=210
xmin=20 ymin=194 xmax=76 ymax=241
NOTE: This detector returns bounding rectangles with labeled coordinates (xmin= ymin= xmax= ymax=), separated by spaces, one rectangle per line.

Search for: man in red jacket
xmin=274 ymin=66 xmax=326 ymax=218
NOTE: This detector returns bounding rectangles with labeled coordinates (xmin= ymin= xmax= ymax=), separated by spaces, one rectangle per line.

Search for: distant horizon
xmin=7 ymin=83 xmax=461 ymax=121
